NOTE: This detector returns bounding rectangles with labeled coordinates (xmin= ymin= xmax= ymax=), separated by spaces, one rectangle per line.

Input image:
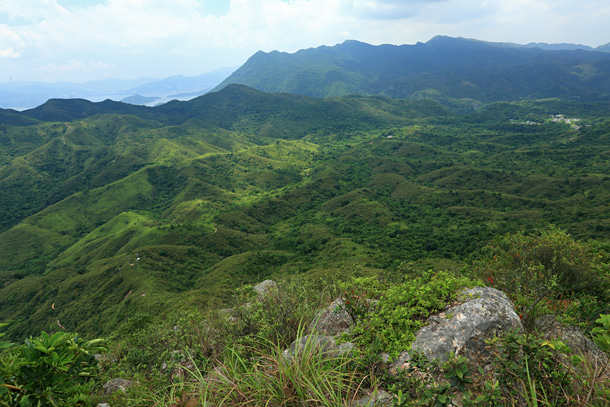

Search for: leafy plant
xmin=348 ymin=270 xmax=477 ymax=358
xmin=340 ymin=287 xmax=373 ymax=322
xmin=0 ymin=323 xmax=15 ymax=404
xmin=1 ymin=331 xmax=106 ymax=407
xmin=487 ymin=330 xmax=579 ymax=406
xmin=592 ymin=314 xmax=610 ymax=354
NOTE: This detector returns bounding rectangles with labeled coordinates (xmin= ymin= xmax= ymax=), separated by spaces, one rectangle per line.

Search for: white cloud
xmin=37 ymin=59 xmax=113 ymax=81
xmin=0 ymin=47 xmax=20 ymax=58
xmin=0 ymin=0 xmax=609 ymax=82
xmin=350 ymin=0 xmax=446 ymax=20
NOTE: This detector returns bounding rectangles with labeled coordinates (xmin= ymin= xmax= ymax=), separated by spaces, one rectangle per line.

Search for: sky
xmin=1 ymin=0 xmax=609 ymax=83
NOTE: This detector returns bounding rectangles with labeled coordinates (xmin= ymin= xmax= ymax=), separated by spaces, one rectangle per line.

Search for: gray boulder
xmin=308 ymin=298 xmax=354 ymax=335
xmin=253 ymin=279 xmax=277 ymax=298
xmin=391 ymin=286 xmax=523 ymax=373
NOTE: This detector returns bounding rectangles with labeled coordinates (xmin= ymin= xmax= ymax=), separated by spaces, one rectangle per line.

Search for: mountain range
xmin=213 ymin=36 xmax=610 ymax=108
xmin=3 ymin=36 xmax=610 ymax=111
xmin=0 ymin=67 xmax=235 ymax=110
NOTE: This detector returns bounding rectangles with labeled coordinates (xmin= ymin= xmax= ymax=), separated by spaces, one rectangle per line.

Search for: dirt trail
xmin=63 ymin=124 xmax=74 ymax=144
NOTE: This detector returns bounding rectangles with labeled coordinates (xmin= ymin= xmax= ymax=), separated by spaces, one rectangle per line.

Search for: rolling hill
xmin=1 ymin=84 xmax=610 ymax=339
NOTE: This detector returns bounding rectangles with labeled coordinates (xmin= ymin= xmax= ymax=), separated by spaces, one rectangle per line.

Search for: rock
xmin=308 ymin=298 xmax=353 ymax=335
xmin=103 ymin=378 xmax=134 ymax=395
xmin=391 ymin=286 xmax=523 ymax=373
xmin=283 ymin=334 xmax=355 ymax=363
xmin=97 ymin=404 xmax=111 ymax=407
xmin=352 ymin=388 xmax=393 ymax=406
xmin=253 ymin=280 xmax=277 ymax=298
xmin=537 ymin=315 xmax=608 ymax=366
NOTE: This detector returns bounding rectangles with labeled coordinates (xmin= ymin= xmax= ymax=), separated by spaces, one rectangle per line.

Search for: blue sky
xmin=1 ymin=0 xmax=609 ymax=83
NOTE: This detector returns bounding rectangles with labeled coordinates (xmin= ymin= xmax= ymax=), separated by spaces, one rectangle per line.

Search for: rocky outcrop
xmin=308 ymin=298 xmax=354 ymax=335
xmin=391 ymin=287 xmax=523 ymax=373
xmin=253 ymin=279 xmax=277 ymax=298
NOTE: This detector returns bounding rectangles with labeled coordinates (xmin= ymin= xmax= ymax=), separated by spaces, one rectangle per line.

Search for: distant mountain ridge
xmin=523 ymin=42 xmax=594 ymax=51
xmin=0 ymin=67 xmax=235 ymax=110
xmin=213 ymin=36 xmax=610 ymax=106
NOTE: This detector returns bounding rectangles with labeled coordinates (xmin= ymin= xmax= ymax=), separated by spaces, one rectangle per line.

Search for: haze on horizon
xmin=1 ymin=0 xmax=609 ymax=84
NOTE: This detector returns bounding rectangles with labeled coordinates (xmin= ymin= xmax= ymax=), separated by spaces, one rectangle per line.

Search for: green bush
xmin=388 ymin=329 xmax=609 ymax=407
xmin=474 ymin=227 xmax=610 ymax=331
xmin=347 ymin=270 xmax=477 ymax=358
xmin=1 ymin=330 xmax=106 ymax=407
xmin=0 ymin=323 xmax=14 ymax=404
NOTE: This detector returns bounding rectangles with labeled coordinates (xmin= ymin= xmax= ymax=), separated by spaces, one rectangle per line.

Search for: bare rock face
xmin=391 ymin=287 xmax=523 ymax=373
xmin=308 ymin=298 xmax=353 ymax=335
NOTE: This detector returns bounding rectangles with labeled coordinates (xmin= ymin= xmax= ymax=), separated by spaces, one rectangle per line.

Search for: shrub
xmin=1 ymin=330 xmax=106 ymax=407
xmin=473 ymin=227 xmax=610 ymax=331
xmin=227 ymin=275 xmax=341 ymax=351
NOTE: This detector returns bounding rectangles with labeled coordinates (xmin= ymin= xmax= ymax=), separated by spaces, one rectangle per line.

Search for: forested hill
xmin=1 ymin=80 xmax=610 ymax=339
xmin=212 ymin=36 xmax=610 ymax=106
xmin=8 ymin=84 xmax=449 ymax=130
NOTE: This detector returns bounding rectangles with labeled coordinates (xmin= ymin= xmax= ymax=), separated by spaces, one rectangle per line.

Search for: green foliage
xmin=340 ymin=287 xmax=373 ymax=323
xmin=348 ymin=271 xmax=477 ymax=357
xmin=0 ymin=323 xmax=14 ymax=404
xmin=224 ymin=275 xmax=342 ymax=352
xmin=474 ymin=227 xmax=610 ymax=331
xmin=389 ymin=352 xmax=469 ymax=407
xmin=0 ymin=323 xmax=11 ymax=351
xmin=389 ymin=329 xmax=609 ymax=407
xmin=487 ymin=331 xmax=577 ymax=406
xmin=592 ymin=314 xmax=610 ymax=354
xmin=443 ymin=352 xmax=473 ymax=393
xmin=1 ymin=331 xmax=106 ymax=407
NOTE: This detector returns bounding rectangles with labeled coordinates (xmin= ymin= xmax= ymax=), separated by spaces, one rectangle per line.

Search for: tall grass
xmin=146 ymin=329 xmax=377 ymax=407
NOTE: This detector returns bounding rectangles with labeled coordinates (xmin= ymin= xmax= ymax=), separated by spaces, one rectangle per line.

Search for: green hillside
xmin=1 ymin=86 xmax=610 ymax=340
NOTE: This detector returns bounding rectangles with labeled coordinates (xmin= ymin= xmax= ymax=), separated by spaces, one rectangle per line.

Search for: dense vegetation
xmin=3 ymin=228 xmax=609 ymax=406
xmin=1 ymin=86 xmax=610 ymax=342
